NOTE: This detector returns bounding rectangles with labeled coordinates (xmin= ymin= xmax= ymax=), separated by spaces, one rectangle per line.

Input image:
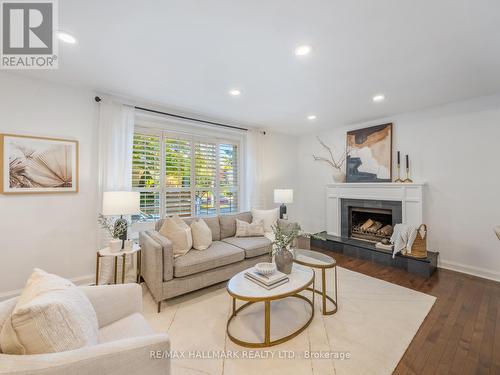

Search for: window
xmin=132 ymin=129 xmax=240 ymax=220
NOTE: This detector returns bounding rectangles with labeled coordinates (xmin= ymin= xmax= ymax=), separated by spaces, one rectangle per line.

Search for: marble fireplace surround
xmin=326 ymin=183 xmax=424 ymax=237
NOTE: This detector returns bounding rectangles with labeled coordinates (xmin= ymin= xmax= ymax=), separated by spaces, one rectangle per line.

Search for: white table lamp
xmin=274 ymin=189 xmax=293 ymax=219
xmin=102 ymin=191 xmax=140 ymax=248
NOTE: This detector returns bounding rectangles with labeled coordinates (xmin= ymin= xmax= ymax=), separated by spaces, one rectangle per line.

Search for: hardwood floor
xmin=311 ymin=246 xmax=500 ymax=375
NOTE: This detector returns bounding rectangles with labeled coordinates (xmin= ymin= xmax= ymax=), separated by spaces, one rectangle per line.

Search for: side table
xmin=95 ymin=243 xmax=141 ymax=285
xmin=293 ymin=248 xmax=338 ymax=315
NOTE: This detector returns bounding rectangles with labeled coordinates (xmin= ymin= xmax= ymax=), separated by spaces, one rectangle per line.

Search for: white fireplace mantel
xmin=326 ymin=183 xmax=425 ymax=236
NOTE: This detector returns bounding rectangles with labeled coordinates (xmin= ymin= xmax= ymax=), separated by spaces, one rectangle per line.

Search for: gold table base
xmin=294 ymin=256 xmax=338 ymax=316
xmin=226 ymin=276 xmax=315 ymax=348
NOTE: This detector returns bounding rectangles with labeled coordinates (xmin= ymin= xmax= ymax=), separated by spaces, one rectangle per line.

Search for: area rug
xmin=143 ymin=266 xmax=436 ymax=375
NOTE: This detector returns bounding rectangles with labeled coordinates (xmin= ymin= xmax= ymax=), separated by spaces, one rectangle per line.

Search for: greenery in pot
xmin=270 ymin=221 xmax=301 ymax=256
xmin=98 ymin=213 xmax=128 ymax=239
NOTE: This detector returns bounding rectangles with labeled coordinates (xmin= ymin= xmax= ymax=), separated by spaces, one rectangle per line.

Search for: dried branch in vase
xmin=312 ymin=136 xmax=349 ymax=170
xmin=312 ymin=137 xmax=350 ymax=183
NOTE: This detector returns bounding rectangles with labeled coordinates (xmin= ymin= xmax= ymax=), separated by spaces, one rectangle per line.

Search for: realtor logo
xmin=1 ymin=0 xmax=58 ymax=69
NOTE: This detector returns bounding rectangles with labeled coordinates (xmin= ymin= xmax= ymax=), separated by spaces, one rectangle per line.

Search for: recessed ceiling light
xmin=307 ymin=114 xmax=317 ymax=120
xmin=229 ymin=89 xmax=241 ymax=96
xmin=56 ymin=31 xmax=77 ymax=44
xmin=372 ymin=94 xmax=386 ymax=102
xmin=295 ymin=45 xmax=312 ymax=56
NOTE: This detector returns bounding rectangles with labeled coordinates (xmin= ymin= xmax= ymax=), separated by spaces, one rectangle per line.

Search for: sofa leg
xmin=157 ymin=301 xmax=162 ymax=313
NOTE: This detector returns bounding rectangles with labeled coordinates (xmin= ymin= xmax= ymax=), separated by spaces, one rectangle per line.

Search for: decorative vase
xmin=274 ymin=247 xmax=293 ymax=274
xmin=332 ymin=168 xmax=346 ymax=183
xmin=109 ymin=239 xmax=122 ymax=253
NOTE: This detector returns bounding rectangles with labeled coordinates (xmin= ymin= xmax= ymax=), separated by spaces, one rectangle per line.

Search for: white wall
xmin=260 ymin=131 xmax=299 ymax=220
xmin=0 ymin=74 xmax=299 ymax=297
xmin=297 ymin=94 xmax=500 ymax=281
xmin=0 ymin=73 xmax=98 ymax=298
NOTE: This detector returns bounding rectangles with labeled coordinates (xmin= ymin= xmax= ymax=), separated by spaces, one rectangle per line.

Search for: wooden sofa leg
xmin=157 ymin=301 xmax=162 ymax=313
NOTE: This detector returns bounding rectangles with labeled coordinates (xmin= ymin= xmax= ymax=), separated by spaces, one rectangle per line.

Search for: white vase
xmin=109 ymin=239 xmax=122 ymax=253
xmin=332 ymin=169 xmax=346 ymax=183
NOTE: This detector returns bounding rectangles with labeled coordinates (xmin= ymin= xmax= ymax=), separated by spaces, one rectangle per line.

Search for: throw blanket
xmin=390 ymin=224 xmax=418 ymax=258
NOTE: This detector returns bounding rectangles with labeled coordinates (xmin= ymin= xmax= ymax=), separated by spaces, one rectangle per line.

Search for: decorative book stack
xmin=244 ymin=268 xmax=289 ymax=290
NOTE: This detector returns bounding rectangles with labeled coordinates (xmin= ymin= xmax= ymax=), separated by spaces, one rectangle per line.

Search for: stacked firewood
xmin=354 ymin=219 xmax=393 ymax=237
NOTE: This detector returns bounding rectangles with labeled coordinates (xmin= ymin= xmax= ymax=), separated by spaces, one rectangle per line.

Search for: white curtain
xmin=243 ymin=129 xmax=265 ymax=210
xmin=97 ymin=99 xmax=136 ymax=284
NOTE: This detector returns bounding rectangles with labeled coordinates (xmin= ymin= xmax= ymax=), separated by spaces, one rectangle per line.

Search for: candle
xmin=406 ymin=154 xmax=409 ymax=170
xmin=397 ymin=151 xmax=400 ymax=166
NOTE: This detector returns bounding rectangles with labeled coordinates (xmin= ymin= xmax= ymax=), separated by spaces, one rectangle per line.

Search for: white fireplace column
xmin=325 ymin=183 xmax=424 ymax=237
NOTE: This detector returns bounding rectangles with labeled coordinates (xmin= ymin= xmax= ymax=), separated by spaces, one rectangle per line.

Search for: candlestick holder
xmin=394 ymin=165 xmax=403 ymax=183
xmin=402 ymin=168 xmax=413 ymax=183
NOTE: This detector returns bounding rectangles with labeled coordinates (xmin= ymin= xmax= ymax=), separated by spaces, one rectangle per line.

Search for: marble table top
xmin=227 ymin=264 xmax=313 ymax=301
xmin=293 ymin=248 xmax=336 ymax=268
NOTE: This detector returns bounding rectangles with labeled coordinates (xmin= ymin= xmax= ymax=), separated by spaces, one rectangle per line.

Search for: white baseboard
xmin=0 ymin=274 xmax=95 ymax=301
xmin=439 ymin=260 xmax=500 ymax=283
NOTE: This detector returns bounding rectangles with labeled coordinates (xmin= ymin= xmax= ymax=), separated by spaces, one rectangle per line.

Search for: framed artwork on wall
xmin=346 ymin=123 xmax=392 ymax=183
xmin=0 ymin=134 xmax=78 ymax=194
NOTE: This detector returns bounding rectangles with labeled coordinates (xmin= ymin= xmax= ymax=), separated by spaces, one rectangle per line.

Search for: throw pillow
xmin=235 ymin=219 xmax=265 ymax=237
xmin=159 ymin=215 xmax=193 ymax=257
xmin=251 ymin=208 xmax=279 ymax=232
xmin=190 ymin=219 xmax=213 ymax=250
xmin=0 ymin=269 xmax=99 ymax=355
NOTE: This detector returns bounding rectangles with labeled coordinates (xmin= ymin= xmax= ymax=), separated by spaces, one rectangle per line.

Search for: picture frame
xmin=346 ymin=123 xmax=392 ymax=183
xmin=0 ymin=134 xmax=79 ymax=194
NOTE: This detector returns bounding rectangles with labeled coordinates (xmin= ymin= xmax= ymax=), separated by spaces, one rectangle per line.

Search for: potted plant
xmin=98 ymin=214 xmax=129 ymax=252
xmin=270 ymin=222 xmax=301 ymax=274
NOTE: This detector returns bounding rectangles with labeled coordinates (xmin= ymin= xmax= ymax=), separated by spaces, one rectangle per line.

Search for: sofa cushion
xmin=182 ymin=216 xmax=221 ymax=241
xmin=0 ymin=269 xmax=99 ymax=355
xmin=251 ymin=208 xmax=279 ymax=232
xmin=219 ymin=212 xmax=252 ymax=239
xmin=174 ymin=241 xmax=244 ymax=277
xmin=98 ymin=313 xmax=154 ymax=344
xmin=235 ymin=219 xmax=265 ymax=237
xmin=222 ymin=236 xmax=272 ymax=259
xmin=0 ymin=298 xmax=17 ymax=353
xmin=190 ymin=219 xmax=213 ymax=250
xmin=159 ymin=215 xmax=192 ymax=258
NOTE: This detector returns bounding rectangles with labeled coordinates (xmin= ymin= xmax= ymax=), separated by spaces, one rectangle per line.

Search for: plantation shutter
xmin=132 ymin=127 xmax=240 ymax=221
xmin=165 ymin=137 xmax=192 ymax=217
xmin=219 ymin=143 xmax=239 ymax=213
xmin=194 ymin=141 xmax=217 ymax=216
xmin=132 ymin=133 xmax=161 ymax=220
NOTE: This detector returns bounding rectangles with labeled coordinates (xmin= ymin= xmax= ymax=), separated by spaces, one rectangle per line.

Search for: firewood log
xmin=367 ymin=221 xmax=383 ymax=233
xmin=360 ymin=219 xmax=374 ymax=231
xmin=378 ymin=225 xmax=393 ymax=236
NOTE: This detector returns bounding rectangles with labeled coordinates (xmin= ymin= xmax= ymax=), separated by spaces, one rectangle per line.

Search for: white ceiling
xmin=16 ymin=0 xmax=500 ymax=134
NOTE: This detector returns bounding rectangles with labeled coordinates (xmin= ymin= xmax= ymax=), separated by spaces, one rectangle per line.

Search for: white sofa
xmin=0 ymin=284 xmax=170 ymax=375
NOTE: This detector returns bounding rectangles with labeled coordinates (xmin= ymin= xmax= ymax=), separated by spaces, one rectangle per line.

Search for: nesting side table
xmin=95 ymin=243 xmax=141 ymax=285
xmin=293 ymin=248 xmax=338 ymax=315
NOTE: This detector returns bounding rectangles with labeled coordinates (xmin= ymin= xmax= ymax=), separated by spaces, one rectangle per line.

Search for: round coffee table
xmin=293 ymin=249 xmax=338 ymax=315
xmin=226 ymin=264 xmax=315 ymax=348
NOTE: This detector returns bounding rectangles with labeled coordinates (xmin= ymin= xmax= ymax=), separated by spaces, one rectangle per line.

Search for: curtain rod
xmin=94 ymin=96 xmax=248 ymax=132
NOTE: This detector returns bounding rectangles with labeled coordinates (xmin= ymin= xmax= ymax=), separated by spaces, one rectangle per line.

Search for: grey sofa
xmin=140 ymin=212 xmax=273 ymax=313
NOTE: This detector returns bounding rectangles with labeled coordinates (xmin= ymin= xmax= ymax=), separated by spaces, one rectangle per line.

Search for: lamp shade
xmin=102 ymin=191 xmax=140 ymax=216
xmin=274 ymin=189 xmax=293 ymax=204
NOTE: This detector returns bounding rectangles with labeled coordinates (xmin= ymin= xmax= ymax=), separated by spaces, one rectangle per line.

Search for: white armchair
xmin=0 ymin=284 xmax=170 ymax=375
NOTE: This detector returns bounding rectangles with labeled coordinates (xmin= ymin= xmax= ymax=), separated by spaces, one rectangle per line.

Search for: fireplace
xmin=341 ymin=198 xmax=402 ymax=243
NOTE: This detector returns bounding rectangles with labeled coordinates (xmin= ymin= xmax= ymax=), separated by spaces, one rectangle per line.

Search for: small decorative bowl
xmin=255 ymin=262 xmax=277 ymax=276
